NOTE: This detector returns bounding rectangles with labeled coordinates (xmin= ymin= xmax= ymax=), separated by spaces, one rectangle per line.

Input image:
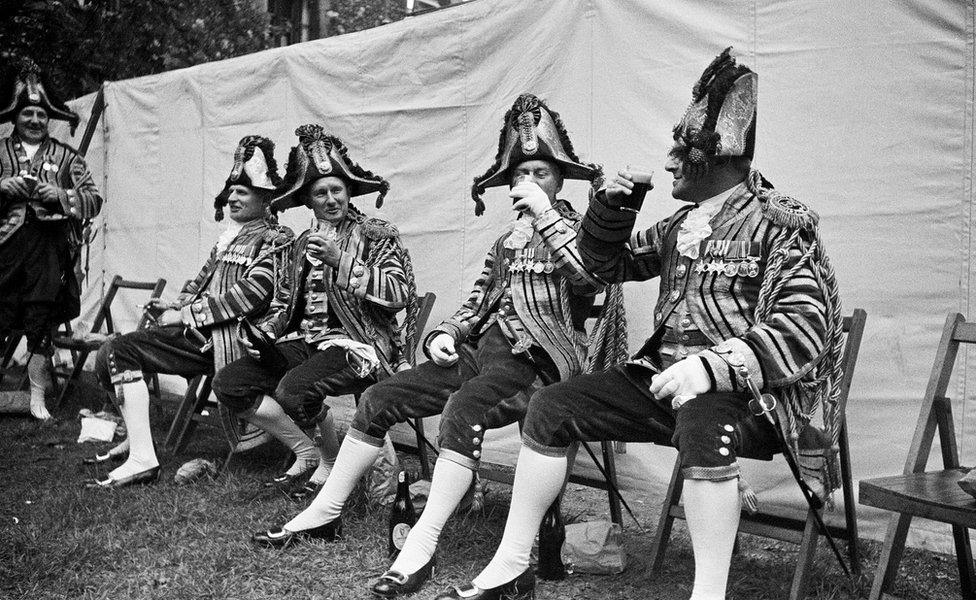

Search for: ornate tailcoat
xmin=0 ymin=134 xmax=104 ymax=321
xmin=428 ymin=200 xmax=605 ymax=382
xmin=579 ymin=175 xmax=843 ymax=492
xmin=178 ymin=218 xmax=293 ymax=370
xmin=256 ymin=212 xmax=412 ymax=378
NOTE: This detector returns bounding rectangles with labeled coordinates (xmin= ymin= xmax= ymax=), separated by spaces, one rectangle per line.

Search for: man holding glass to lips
xmin=213 ymin=125 xmax=418 ymax=496
xmin=249 ymin=94 xmax=617 ymax=599
xmin=0 ymin=58 xmax=102 ymax=421
xmin=442 ymin=49 xmax=844 ymax=600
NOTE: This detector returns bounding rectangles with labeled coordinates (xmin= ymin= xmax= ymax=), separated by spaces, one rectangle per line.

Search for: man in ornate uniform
xmin=87 ymin=135 xmax=293 ymax=488
xmin=251 ymin=94 xmax=618 ymax=599
xmin=212 ymin=125 xmax=418 ymax=493
xmin=441 ymin=49 xmax=843 ymax=600
xmin=0 ymin=59 xmax=103 ymax=421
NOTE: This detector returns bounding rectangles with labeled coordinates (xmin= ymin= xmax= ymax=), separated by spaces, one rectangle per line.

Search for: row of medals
xmin=509 ymin=257 xmax=555 ymax=274
xmin=695 ymin=258 xmax=761 ymax=278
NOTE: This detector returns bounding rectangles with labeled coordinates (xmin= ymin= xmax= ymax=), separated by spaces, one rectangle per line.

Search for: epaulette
xmin=759 ymin=189 xmax=819 ymax=230
xmin=264 ymin=224 xmax=295 ymax=246
xmin=362 ymin=217 xmax=400 ymax=240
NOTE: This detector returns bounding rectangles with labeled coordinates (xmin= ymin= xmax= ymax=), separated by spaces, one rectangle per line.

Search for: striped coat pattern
xmin=0 ymin=134 xmax=103 ymax=246
xmin=579 ymin=182 xmax=828 ymax=394
xmin=178 ymin=218 xmax=293 ymax=369
xmin=256 ymin=211 xmax=412 ymax=378
xmin=429 ymin=200 xmax=604 ymax=382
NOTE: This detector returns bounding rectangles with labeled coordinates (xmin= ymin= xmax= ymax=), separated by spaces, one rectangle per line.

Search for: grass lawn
xmin=0 ymin=374 xmax=962 ymax=600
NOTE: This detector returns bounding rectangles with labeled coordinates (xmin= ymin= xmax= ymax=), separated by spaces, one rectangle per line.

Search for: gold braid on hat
xmin=214 ymin=136 xmax=282 ymax=222
xmin=292 ymin=125 xmax=390 ymax=209
xmin=673 ymin=47 xmax=754 ymax=180
xmin=470 ymin=93 xmax=603 ymax=216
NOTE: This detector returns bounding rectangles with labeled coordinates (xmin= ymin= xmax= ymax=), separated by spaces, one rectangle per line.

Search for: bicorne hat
xmin=672 ymin=47 xmax=757 ymax=178
xmin=214 ymin=135 xmax=282 ymax=221
xmin=272 ymin=124 xmax=389 ymax=213
xmin=470 ymin=93 xmax=602 ymax=216
xmin=0 ymin=58 xmax=79 ymax=134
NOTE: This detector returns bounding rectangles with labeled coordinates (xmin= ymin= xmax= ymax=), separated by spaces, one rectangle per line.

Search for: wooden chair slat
xmin=860 ymin=312 xmax=976 ymax=599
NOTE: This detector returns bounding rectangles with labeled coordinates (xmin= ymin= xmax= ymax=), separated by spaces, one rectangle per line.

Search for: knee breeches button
xmin=472 ymin=450 xmax=481 ymax=458
xmin=723 ymin=424 xmax=734 ymax=432
xmin=721 ymin=435 xmax=731 ymax=444
xmin=718 ymin=447 xmax=730 ymax=456
xmin=472 ymin=437 xmax=481 ymax=445
xmin=472 ymin=424 xmax=483 ymax=433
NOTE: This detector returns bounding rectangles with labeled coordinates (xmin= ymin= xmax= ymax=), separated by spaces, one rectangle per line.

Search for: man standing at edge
xmin=0 ymin=58 xmax=103 ymax=421
xmin=439 ymin=49 xmax=844 ymax=600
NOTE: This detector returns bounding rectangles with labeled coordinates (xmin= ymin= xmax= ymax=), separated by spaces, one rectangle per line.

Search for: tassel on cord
xmin=747 ymin=169 xmax=845 ymax=501
xmin=739 ymin=478 xmax=759 ymax=514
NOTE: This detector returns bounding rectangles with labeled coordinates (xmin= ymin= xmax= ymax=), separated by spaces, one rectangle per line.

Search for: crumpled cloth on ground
xmin=78 ymin=416 xmax=118 ymax=443
xmin=561 ymin=520 xmax=627 ymax=574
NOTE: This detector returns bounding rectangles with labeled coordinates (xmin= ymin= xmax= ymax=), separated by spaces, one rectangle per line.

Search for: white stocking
xmin=389 ymin=457 xmax=473 ymax=574
xmin=285 ymin=434 xmax=380 ymax=532
xmin=26 ymin=354 xmax=52 ymax=420
xmin=471 ymin=447 xmax=566 ymax=589
xmin=108 ymin=381 xmax=158 ymax=479
xmin=247 ymin=395 xmax=317 ymax=476
xmin=684 ymin=478 xmax=741 ymax=600
xmin=308 ymin=411 xmax=340 ymax=485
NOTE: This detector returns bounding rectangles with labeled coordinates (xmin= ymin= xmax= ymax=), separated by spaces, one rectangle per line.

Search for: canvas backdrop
xmin=40 ymin=0 xmax=976 ymax=550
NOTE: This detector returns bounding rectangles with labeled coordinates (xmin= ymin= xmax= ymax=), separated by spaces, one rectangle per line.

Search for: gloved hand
xmin=428 ymin=332 xmax=459 ymax=367
xmin=510 ymin=181 xmax=552 ymax=219
xmin=649 ymin=356 xmax=711 ymax=408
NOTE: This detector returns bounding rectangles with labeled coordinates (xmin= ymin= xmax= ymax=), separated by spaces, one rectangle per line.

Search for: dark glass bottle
xmin=536 ymin=500 xmax=566 ymax=580
xmin=388 ymin=470 xmax=417 ymax=557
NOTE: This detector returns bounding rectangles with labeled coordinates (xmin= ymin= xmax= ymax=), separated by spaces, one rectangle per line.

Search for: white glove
xmin=649 ymin=357 xmax=711 ymax=408
xmin=509 ymin=181 xmax=552 ymax=219
xmin=428 ymin=332 xmax=459 ymax=367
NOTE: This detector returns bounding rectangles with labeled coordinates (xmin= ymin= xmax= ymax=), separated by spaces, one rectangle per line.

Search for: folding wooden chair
xmin=51 ymin=274 xmax=166 ymax=407
xmin=366 ymin=291 xmax=438 ymax=480
xmin=648 ymin=309 xmax=867 ymax=600
xmin=860 ymin=312 xmax=976 ymax=600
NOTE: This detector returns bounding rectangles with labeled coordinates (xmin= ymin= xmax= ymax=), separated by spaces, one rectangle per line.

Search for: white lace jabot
xmin=675 ymin=185 xmax=740 ymax=259
xmin=215 ymin=220 xmax=245 ymax=255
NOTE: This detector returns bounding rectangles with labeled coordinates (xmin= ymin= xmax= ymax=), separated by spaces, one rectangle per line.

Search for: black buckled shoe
xmin=84 ymin=466 xmax=160 ymax=489
xmin=370 ymin=557 xmax=435 ymax=597
xmin=81 ymin=450 xmax=126 ymax=466
xmin=433 ymin=569 xmax=535 ymax=600
xmin=251 ymin=517 xmax=342 ymax=548
xmin=262 ymin=459 xmax=318 ymax=490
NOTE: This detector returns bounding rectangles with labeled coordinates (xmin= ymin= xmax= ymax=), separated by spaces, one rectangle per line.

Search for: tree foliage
xmin=0 ymin=0 xmax=284 ymax=99
xmin=0 ymin=0 xmax=418 ymax=100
